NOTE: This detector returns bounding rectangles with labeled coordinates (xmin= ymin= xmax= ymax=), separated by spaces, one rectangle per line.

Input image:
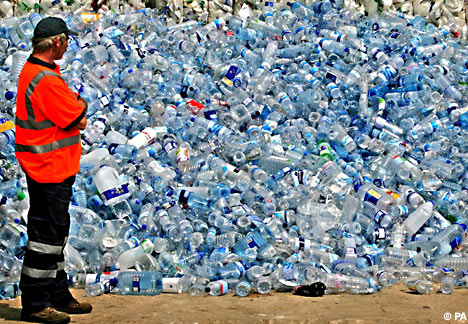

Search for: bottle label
xmin=318 ymin=141 xmax=332 ymax=159
xmin=140 ymin=239 xmax=154 ymax=253
xmin=391 ymin=231 xmax=405 ymax=247
xmin=450 ymin=236 xmax=462 ymax=249
xmin=164 ymin=141 xmax=177 ymax=153
xmin=246 ymin=236 xmax=260 ymax=249
xmin=374 ymin=210 xmax=387 ymax=223
xmin=272 ymin=211 xmax=286 ymax=222
xmin=375 ymin=269 xmax=385 ymax=280
xmin=101 ymin=184 xmax=129 ymax=203
xmin=349 ymin=69 xmax=360 ymax=79
xmin=132 ymin=274 xmax=140 ymax=292
xmin=140 ymin=129 xmax=156 ymax=145
xmin=99 ymin=95 xmax=110 ymax=107
xmin=345 ymin=247 xmax=357 ymax=256
xmin=242 ymin=97 xmax=253 ymax=107
xmin=364 ymin=254 xmax=375 ymax=266
xmin=331 ymin=274 xmax=346 ymax=289
xmin=282 ymin=263 xmax=295 ymax=280
xmin=186 ymin=99 xmax=204 ymax=113
xmin=364 ymin=189 xmax=382 ymax=205
xmin=234 ymin=262 xmax=245 ymax=276
xmin=294 ymin=237 xmax=311 ymax=251
xmin=278 ymin=94 xmax=289 ymax=104
xmin=176 ymin=147 xmax=190 ymax=163
xmin=215 ymin=280 xmax=228 ymax=295
xmin=292 ymin=170 xmax=309 ymax=187
xmin=81 ymin=12 xmax=99 ymax=24
xmin=341 ymin=135 xmax=354 ymax=148
xmin=221 ymin=77 xmax=233 ymax=87
xmin=374 ymin=228 xmax=386 ymax=240
xmin=178 ymin=190 xmax=190 ymax=204
xmin=0 ymin=120 xmax=14 ymax=133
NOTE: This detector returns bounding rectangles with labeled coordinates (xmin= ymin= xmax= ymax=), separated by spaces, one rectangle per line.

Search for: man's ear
xmin=53 ymin=36 xmax=61 ymax=46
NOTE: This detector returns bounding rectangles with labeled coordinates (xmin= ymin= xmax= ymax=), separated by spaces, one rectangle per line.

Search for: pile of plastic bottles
xmin=2 ymin=0 xmax=468 ymax=41
xmin=1 ymin=1 xmax=468 ymax=299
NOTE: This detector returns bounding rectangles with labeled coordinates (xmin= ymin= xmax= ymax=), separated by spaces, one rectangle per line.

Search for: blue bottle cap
xmin=353 ymin=178 xmax=363 ymax=192
xmin=109 ymin=278 xmax=118 ymax=286
xmin=5 ymin=91 xmax=14 ymax=100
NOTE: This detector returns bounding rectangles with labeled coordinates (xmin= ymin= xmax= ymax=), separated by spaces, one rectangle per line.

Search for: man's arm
xmin=74 ymin=98 xmax=87 ymax=130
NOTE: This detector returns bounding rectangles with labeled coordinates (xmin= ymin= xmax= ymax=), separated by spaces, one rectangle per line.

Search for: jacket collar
xmin=27 ymin=55 xmax=57 ymax=70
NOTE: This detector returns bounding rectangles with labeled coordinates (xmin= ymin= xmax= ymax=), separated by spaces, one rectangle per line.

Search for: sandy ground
xmin=0 ymin=283 xmax=467 ymax=324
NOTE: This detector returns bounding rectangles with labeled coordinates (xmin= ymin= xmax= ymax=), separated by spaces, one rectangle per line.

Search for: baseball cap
xmin=33 ymin=17 xmax=78 ymax=38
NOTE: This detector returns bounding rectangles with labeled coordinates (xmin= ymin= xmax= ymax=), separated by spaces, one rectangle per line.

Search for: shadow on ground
xmin=0 ymin=302 xmax=21 ymax=322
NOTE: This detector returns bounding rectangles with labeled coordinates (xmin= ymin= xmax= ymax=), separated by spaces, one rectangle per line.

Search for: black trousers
xmin=20 ymin=174 xmax=75 ymax=314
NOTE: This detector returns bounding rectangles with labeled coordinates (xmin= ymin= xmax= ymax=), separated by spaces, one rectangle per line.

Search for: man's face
xmin=53 ymin=36 xmax=68 ymax=61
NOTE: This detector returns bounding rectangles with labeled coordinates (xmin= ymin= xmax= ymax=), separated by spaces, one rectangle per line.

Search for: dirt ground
xmin=0 ymin=283 xmax=467 ymax=324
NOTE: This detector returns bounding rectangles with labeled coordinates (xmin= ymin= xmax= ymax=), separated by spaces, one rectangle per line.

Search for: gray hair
xmin=31 ymin=33 xmax=67 ymax=53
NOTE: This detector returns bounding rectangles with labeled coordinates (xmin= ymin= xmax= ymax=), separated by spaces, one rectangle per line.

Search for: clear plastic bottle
xmin=235 ymin=280 xmax=251 ymax=297
xmin=115 ymin=238 xmax=154 ymax=270
xmin=402 ymin=201 xmax=434 ymax=236
xmin=112 ymin=271 xmax=162 ymax=295
xmin=205 ymin=280 xmax=229 ymax=296
xmin=95 ymin=165 xmax=131 ymax=206
xmin=354 ymin=180 xmax=397 ymax=211
xmin=439 ymin=277 xmax=455 ymax=294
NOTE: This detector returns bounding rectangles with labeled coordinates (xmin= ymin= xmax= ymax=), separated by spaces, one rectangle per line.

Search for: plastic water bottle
xmin=115 ymin=238 xmax=154 ymax=270
xmin=10 ymin=49 xmax=30 ymax=79
xmin=235 ymin=280 xmax=251 ymax=297
xmin=402 ymin=201 xmax=434 ymax=236
xmin=112 ymin=271 xmax=162 ymax=295
xmin=205 ymin=280 xmax=228 ymax=296
xmin=95 ymin=165 xmax=131 ymax=206
xmin=439 ymin=277 xmax=455 ymax=294
xmin=0 ymin=222 xmax=27 ymax=256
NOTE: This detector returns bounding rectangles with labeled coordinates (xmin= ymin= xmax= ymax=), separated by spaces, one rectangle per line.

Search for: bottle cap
xmin=16 ymin=189 xmax=26 ymax=201
xmin=109 ymin=278 xmax=118 ymax=286
xmin=353 ymin=178 xmax=363 ymax=192
xmin=5 ymin=91 xmax=14 ymax=101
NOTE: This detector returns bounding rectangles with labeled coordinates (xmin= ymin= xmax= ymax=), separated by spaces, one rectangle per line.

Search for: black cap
xmin=33 ymin=17 xmax=78 ymax=38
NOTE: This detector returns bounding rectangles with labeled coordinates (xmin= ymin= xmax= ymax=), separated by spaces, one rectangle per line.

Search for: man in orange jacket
xmin=15 ymin=17 xmax=92 ymax=324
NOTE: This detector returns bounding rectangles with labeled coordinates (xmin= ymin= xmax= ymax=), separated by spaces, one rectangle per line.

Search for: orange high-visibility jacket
xmin=15 ymin=56 xmax=86 ymax=183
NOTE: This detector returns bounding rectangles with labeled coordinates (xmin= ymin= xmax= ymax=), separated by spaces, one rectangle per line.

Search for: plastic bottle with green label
xmin=317 ymin=139 xmax=333 ymax=162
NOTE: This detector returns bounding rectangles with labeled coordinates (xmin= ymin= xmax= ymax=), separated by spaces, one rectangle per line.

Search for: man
xmin=15 ymin=17 xmax=92 ymax=324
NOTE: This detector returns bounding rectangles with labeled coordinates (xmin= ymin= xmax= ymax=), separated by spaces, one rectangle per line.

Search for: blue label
xmin=364 ymin=254 xmax=375 ymax=266
xmin=102 ymin=184 xmax=129 ymax=202
xmin=364 ymin=189 xmax=382 ymax=205
xmin=374 ymin=210 xmax=386 ymax=223
xmin=325 ymin=72 xmax=337 ymax=82
xmin=225 ymin=65 xmax=239 ymax=80
xmin=204 ymin=110 xmax=217 ymax=121
xmin=450 ymin=236 xmax=462 ymax=249
xmin=178 ymin=189 xmax=190 ymax=204
xmin=430 ymin=120 xmax=440 ymax=131
xmin=132 ymin=275 xmax=140 ymax=292
xmin=246 ymin=236 xmax=259 ymax=248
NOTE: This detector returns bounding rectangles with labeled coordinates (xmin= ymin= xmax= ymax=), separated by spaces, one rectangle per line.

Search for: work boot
xmin=54 ymin=299 xmax=93 ymax=314
xmin=20 ymin=307 xmax=70 ymax=324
